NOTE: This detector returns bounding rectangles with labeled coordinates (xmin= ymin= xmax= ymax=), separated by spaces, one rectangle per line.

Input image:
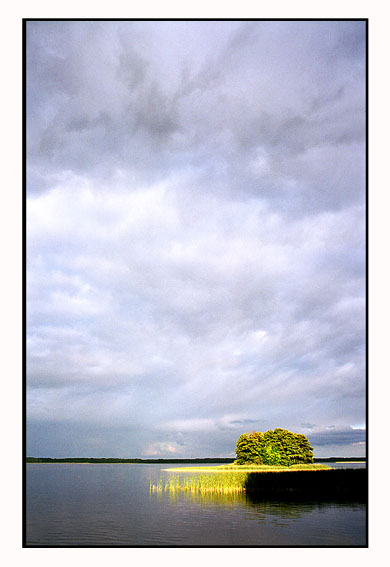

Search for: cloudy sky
xmin=26 ymin=20 xmax=366 ymax=459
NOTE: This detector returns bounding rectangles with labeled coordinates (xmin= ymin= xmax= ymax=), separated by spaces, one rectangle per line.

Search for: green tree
xmin=235 ymin=428 xmax=313 ymax=466
xmin=235 ymin=431 xmax=264 ymax=464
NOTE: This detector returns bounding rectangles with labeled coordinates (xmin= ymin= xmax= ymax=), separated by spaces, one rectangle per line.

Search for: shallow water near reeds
xmin=26 ymin=462 xmax=366 ymax=546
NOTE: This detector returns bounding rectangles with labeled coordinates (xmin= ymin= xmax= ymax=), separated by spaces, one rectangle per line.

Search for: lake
xmin=25 ymin=462 xmax=367 ymax=546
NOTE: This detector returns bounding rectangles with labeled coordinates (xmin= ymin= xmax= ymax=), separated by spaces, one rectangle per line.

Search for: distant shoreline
xmin=26 ymin=457 xmax=235 ymax=464
xmin=26 ymin=457 xmax=366 ymax=464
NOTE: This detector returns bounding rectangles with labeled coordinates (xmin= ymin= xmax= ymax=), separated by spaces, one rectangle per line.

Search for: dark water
xmin=324 ymin=461 xmax=366 ymax=468
xmin=25 ymin=463 xmax=366 ymax=546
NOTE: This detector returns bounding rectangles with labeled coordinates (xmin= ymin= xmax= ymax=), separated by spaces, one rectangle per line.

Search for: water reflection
xmin=149 ymin=487 xmax=366 ymax=544
xmin=151 ymin=487 xmax=247 ymax=507
xmin=150 ymin=486 xmax=363 ymax=518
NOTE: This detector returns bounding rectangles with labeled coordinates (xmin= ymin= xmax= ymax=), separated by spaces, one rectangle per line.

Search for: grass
xmin=150 ymin=463 xmax=332 ymax=495
xmin=151 ymin=472 xmax=248 ymax=494
xmin=150 ymin=465 xmax=366 ymax=501
xmin=335 ymin=461 xmax=365 ymax=464
xmin=244 ymin=468 xmax=367 ymax=501
xmin=162 ymin=463 xmax=330 ymax=473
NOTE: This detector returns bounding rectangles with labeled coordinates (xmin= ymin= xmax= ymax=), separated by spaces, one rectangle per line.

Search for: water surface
xmin=26 ymin=463 xmax=366 ymax=546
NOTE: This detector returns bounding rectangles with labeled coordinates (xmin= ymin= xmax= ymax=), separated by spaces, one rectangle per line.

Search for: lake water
xmin=25 ymin=463 xmax=367 ymax=547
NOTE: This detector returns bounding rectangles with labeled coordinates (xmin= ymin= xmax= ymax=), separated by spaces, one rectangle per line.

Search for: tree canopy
xmin=235 ymin=428 xmax=314 ymax=466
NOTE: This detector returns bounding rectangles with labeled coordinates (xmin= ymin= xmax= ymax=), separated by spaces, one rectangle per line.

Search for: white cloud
xmin=250 ymin=147 xmax=271 ymax=176
xmin=143 ymin=443 xmax=178 ymax=457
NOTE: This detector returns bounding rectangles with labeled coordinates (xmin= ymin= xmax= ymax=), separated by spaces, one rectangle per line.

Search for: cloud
xmin=307 ymin=426 xmax=366 ymax=447
xmin=27 ymin=21 xmax=365 ymax=207
xmin=143 ymin=443 xmax=178 ymax=457
xmin=26 ymin=21 xmax=366 ymax=458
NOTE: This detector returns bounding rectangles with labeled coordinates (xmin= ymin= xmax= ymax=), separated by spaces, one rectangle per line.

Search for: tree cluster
xmin=235 ymin=428 xmax=314 ymax=466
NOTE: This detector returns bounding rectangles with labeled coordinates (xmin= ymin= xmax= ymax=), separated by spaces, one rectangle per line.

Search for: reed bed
xmin=163 ymin=463 xmax=330 ymax=473
xmin=151 ymin=472 xmax=248 ymax=494
xmin=244 ymin=468 xmax=367 ymax=501
xmin=150 ymin=464 xmax=333 ymax=495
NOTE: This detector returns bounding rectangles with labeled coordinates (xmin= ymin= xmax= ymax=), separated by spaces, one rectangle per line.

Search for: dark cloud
xmin=308 ymin=427 xmax=366 ymax=447
xmin=229 ymin=419 xmax=261 ymax=426
xmin=27 ymin=21 xmax=366 ymax=458
xmin=27 ymin=21 xmax=365 ymax=208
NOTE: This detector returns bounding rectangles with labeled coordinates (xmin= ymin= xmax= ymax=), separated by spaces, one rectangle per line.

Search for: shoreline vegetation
xmin=26 ymin=456 xmax=365 ymax=464
xmin=151 ymin=465 xmax=367 ymax=501
xmin=162 ymin=463 xmax=331 ymax=472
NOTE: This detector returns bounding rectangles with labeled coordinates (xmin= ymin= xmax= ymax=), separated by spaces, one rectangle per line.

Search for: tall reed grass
xmin=162 ymin=463 xmax=330 ymax=473
xmin=150 ymin=464 xmax=332 ymax=495
xmin=150 ymin=472 xmax=248 ymax=494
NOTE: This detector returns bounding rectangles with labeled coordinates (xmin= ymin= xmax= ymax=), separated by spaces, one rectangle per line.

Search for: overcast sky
xmin=26 ymin=20 xmax=366 ymax=459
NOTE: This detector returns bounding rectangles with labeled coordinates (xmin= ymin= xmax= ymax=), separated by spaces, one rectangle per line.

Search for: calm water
xmin=25 ymin=463 xmax=366 ymax=546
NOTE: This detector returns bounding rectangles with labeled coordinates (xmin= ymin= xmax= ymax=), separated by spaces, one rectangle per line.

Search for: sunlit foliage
xmin=235 ymin=428 xmax=314 ymax=466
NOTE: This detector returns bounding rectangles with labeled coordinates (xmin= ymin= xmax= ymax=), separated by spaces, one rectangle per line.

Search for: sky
xmin=26 ymin=20 xmax=366 ymax=459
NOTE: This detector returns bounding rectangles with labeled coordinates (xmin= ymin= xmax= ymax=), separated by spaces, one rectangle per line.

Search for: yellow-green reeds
xmin=151 ymin=472 xmax=248 ymax=494
xmin=150 ymin=466 xmax=365 ymax=501
xmin=162 ymin=463 xmax=330 ymax=473
xmin=150 ymin=464 xmax=331 ymax=495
